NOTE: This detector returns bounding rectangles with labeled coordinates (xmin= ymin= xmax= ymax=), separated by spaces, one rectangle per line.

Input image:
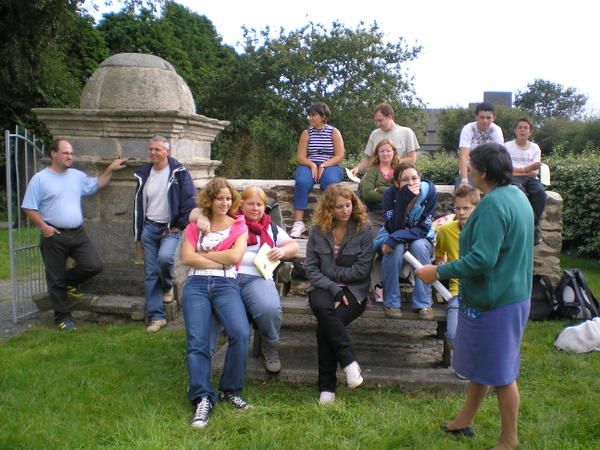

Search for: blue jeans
xmin=381 ymin=239 xmax=432 ymax=309
xmin=141 ymin=220 xmax=181 ymax=321
xmin=293 ymin=164 xmax=343 ymax=210
xmin=237 ymin=273 xmax=283 ymax=343
xmin=446 ymin=295 xmax=459 ymax=345
xmin=183 ymin=275 xmax=250 ymax=405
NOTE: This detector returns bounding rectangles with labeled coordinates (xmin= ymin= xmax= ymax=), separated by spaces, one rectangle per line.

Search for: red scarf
xmin=244 ymin=213 xmax=274 ymax=248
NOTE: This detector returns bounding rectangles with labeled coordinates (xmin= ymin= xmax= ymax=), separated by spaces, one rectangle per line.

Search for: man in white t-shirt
xmin=457 ymin=102 xmax=504 ymax=186
xmin=351 ymin=103 xmax=419 ymax=175
xmin=505 ymin=117 xmax=546 ymax=245
xmin=133 ymin=136 xmax=196 ymax=332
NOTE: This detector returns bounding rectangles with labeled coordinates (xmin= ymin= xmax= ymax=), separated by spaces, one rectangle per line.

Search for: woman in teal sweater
xmin=416 ymin=143 xmax=533 ymax=450
xmin=359 ymin=139 xmax=399 ymax=210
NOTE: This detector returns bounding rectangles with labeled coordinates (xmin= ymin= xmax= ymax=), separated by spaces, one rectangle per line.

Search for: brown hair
xmin=370 ymin=139 xmax=400 ymax=168
xmin=454 ymin=184 xmax=481 ymax=205
xmin=49 ymin=138 xmax=69 ymax=154
xmin=393 ymin=162 xmax=419 ymax=182
xmin=197 ymin=177 xmax=240 ymax=219
xmin=514 ymin=117 xmax=534 ymax=132
xmin=374 ymin=102 xmax=394 ymax=118
xmin=312 ymin=184 xmax=368 ymax=232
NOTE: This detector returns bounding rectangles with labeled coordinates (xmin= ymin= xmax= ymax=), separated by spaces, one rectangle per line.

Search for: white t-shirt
xmin=364 ymin=123 xmax=420 ymax=158
xmin=238 ymin=224 xmax=292 ymax=278
xmin=143 ymin=166 xmax=170 ymax=223
xmin=189 ymin=226 xmax=237 ymax=278
xmin=459 ymin=122 xmax=504 ymax=151
xmin=505 ymin=140 xmax=541 ymax=175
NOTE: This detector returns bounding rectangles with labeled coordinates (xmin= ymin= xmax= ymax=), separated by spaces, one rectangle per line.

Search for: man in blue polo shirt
xmin=22 ymin=138 xmax=127 ymax=331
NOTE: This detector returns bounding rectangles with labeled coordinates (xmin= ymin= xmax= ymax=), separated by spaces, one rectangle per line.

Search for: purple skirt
xmin=452 ymin=299 xmax=530 ymax=386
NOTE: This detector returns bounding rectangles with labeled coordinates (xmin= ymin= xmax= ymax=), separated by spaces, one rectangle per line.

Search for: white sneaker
xmin=289 ymin=221 xmax=306 ymax=238
xmin=343 ymin=361 xmax=363 ymax=389
xmin=319 ymin=391 xmax=336 ymax=405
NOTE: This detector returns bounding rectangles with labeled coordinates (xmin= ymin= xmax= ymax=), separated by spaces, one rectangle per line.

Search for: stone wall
xmin=225 ymin=180 xmax=563 ymax=283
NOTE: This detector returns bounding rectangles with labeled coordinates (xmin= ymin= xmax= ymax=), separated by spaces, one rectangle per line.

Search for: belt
xmin=145 ymin=218 xmax=168 ymax=226
xmin=46 ymin=223 xmax=82 ymax=232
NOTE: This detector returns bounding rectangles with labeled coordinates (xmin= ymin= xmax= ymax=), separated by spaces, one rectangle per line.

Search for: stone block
xmin=70 ymin=138 xmax=122 ymax=160
xmin=84 ymin=222 xmax=137 ymax=263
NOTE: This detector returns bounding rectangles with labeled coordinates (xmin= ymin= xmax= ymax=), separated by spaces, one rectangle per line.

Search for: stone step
xmin=32 ymin=294 xmax=179 ymax=322
xmin=214 ymin=325 xmax=465 ymax=392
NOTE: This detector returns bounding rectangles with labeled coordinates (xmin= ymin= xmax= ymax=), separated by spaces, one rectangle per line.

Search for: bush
xmin=548 ymin=152 xmax=600 ymax=257
xmin=417 ymin=152 xmax=457 ymax=184
xmin=414 ymin=151 xmax=600 ymax=257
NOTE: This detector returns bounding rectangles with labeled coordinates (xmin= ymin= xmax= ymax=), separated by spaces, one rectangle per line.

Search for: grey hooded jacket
xmin=305 ymin=221 xmax=374 ymax=303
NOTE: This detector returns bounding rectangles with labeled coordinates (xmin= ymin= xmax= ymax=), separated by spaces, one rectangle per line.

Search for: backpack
xmin=265 ymin=196 xmax=281 ymax=243
xmin=556 ymin=269 xmax=600 ymax=320
xmin=529 ymin=274 xmax=556 ymax=321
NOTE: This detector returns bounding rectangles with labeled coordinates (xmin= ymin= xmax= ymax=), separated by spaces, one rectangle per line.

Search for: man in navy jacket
xmin=134 ymin=136 xmax=196 ymax=332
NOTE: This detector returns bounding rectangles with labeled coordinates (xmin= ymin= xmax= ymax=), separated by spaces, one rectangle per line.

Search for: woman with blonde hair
xmin=304 ymin=183 xmax=373 ymax=404
xmin=180 ymin=177 xmax=250 ymax=428
xmin=236 ymin=186 xmax=299 ymax=373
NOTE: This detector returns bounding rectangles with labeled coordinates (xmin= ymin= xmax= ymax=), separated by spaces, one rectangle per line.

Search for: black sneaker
xmin=218 ymin=392 xmax=252 ymax=410
xmin=57 ymin=319 xmax=77 ymax=331
xmin=191 ymin=397 xmax=213 ymax=428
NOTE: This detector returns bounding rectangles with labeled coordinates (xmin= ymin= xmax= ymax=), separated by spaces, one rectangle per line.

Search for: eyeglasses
xmin=400 ymin=176 xmax=419 ymax=183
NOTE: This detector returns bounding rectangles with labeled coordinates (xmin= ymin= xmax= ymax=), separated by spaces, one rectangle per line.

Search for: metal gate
xmin=5 ymin=126 xmax=46 ymax=322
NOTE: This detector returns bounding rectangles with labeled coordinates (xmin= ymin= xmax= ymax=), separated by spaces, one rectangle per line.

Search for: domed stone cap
xmin=80 ymin=53 xmax=196 ymax=113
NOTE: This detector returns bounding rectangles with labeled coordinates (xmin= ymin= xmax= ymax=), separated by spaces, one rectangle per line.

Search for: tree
xmin=514 ymin=79 xmax=588 ymax=120
xmin=212 ymin=22 xmax=423 ymax=178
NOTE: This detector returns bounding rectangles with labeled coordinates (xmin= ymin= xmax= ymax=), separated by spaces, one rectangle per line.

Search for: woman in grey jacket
xmin=305 ymin=184 xmax=373 ymax=405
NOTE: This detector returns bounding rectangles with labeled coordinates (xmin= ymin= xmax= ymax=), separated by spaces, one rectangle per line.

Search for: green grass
xmin=1 ymin=323 xmax=599 ymax=449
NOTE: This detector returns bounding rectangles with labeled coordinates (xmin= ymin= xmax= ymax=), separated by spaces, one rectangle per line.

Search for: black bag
xmin=529 ymin=274 xmax=556 ymax=321
xmin=556 ymin=269 xmax=600 ymax=320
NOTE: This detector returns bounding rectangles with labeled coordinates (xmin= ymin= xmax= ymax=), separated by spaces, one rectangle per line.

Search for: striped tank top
xmin=307 ymin=125 xmax=335 ymax=165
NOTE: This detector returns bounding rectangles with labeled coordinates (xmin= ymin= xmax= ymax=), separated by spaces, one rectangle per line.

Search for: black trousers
xmin=308 ymin=287 xmax=366 ymax=393
xmin=39 ymin=227 xmax=103 ymax=322
xmin=512 ymin=176 xmax=546 ymax=227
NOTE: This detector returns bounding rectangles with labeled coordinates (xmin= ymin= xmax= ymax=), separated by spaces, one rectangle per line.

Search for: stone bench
xmin=254 ymin=237 xmax=452 ymax=367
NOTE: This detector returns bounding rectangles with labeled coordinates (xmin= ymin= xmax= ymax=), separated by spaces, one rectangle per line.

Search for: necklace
xmin=332 ymin=227 xmax=346 ymax=245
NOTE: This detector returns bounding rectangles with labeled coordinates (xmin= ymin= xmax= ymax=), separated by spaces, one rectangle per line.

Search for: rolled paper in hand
xmin=404 ymin=251 xmax=453 ymax=301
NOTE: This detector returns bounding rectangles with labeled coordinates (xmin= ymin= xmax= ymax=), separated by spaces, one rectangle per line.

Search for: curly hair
xmin=370 ymin=139 xmax=400 ymax=168
xmin=197 ymin=177 xmax=240 ymax=219
xmin=312 ymin=184 xmax=369 ymax=232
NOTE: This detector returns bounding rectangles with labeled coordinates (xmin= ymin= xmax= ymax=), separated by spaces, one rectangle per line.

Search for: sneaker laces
xmin=227 ymin=395 xmax=250 ymax=409
xmin=263 ymin=342 xmax=279 ymax=363
xmin=193 ymin=398 xmax=211 ymax=421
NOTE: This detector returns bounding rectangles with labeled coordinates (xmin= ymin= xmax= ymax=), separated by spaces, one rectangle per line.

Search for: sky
xmin=93 ymin=0 xmax=600 ymax=114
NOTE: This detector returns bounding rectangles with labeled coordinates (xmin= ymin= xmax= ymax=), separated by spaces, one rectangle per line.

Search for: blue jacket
xmin=133 ymin=157 xmax=196 ymax=241
xmin=382 ymin=179 xmax=437 ymax=249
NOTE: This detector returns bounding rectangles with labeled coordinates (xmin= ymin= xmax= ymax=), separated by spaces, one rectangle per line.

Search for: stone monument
xmin=33 ymin=53 xmax=228 ymax=296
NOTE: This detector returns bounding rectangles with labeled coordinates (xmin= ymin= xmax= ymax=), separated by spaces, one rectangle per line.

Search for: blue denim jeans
xmin=446 ymin=295 xmax=459 ymax=345
xmin=237 ymin=273 xmax=283 ymax=343
xmin=141 ymin=220 xmax=181 ymax=321
xmin=183 ymin=275 xmax=250 ymax=405
xmin=381 ymin=239 xmax=433 ymax=309
xmin=293 ymin=165 xmax=343 ymax=210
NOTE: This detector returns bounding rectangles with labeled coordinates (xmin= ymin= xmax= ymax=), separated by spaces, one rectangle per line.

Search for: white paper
xmin=404 ymin=251 xmax=453 ymax=301
xmin=345 ymin=167 xmax=361 ymax=183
